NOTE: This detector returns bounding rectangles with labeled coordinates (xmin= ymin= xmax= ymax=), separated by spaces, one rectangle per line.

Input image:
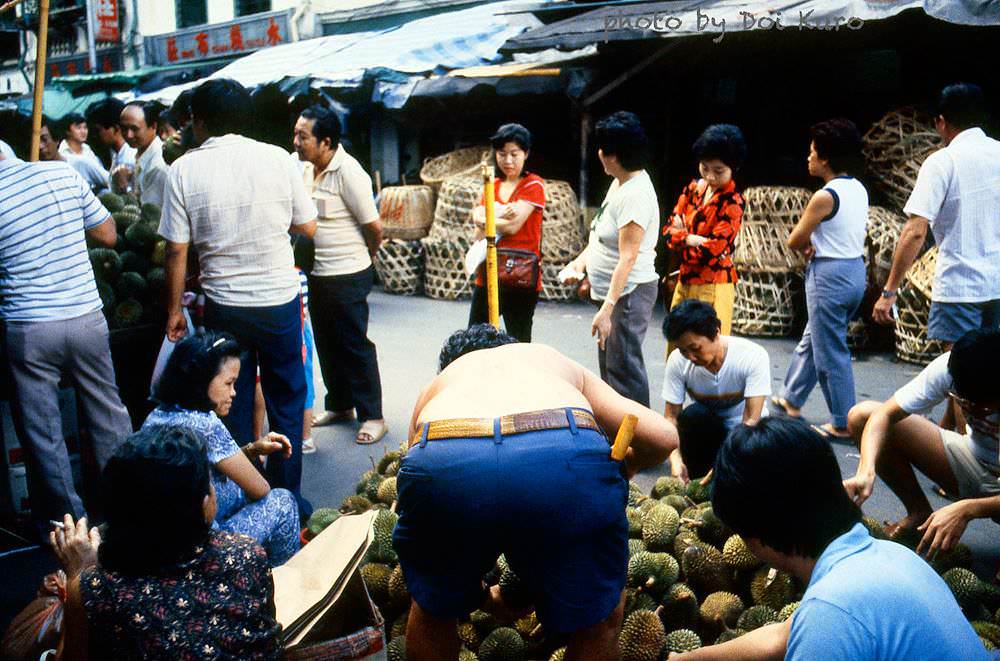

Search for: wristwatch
xmin=881 ymin=289 xmax=896 ymax=298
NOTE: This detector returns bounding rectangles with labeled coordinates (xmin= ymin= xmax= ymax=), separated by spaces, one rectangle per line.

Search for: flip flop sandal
xmin=313 ymin=409 xmax=355 ymax=427
xmin=301 ymin=438 xmax=316 ymax=454
xmin=810 ymin=423 xmax=851 ymax=439
xmin=770 ymin=396 xmax=801 ymax=418
xmin=356 ymin=421 xmax=388 ymax=445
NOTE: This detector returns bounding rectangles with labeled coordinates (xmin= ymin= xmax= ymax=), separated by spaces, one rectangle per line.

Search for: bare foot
xmin=770 ymin=396 xmax=801 ymax=418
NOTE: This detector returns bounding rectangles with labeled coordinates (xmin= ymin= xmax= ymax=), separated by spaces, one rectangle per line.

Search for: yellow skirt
xmin=666 ymin=282 xmax=736 ymax=357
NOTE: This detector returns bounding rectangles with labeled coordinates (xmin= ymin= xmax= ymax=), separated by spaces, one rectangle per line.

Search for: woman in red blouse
xmin=664 ymin=124 xmax=747 ymax=347
xmin=469 ymin=124 xmax=545 ymax=342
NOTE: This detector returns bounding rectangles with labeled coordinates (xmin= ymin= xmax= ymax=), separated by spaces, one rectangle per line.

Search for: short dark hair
xmin=936 ymin=83 xmax=987 ymax=130
xmin=692 ymin=124 xmax=747 ymax=172
xmin=125 ymin=100 xmax=165 ymax=129
xmin=60 ymin=113 xmax=86 ymax=139
xmin=809 ymin=118 xmax=863 ymax=175
xmin=594 ymin=111 xmax=648 ymax=171
xmin=191 ymin=78 xmax=252 ymax=137
xmin=98 ymin=425 xmax=212 ymax=575
xmin=664 ymin=299 xmax=721 ymax=342
xmin=439 ymin=324 xmax=518 ymax=372
xmin=85 ymin=98 xmax=126 ymax=130
xmin=949 ymin=328 xmax=1000 ymax=404
xmin=158 ymin=110 xmax=178 ymax=131
xmin=491 ymin=123 xmax=532 ymax=152
xmin=677 ymin=404 xmax=730 ymax=478
xmin=299 ymin=105 xmax=342 ymax=148
xmin=153 ymin=331 xmax=242 ymax=412
xmin=712 ymin=417 xmax=862 ymax=559
xmin=170 ymin=89 xmax=195 ymax=126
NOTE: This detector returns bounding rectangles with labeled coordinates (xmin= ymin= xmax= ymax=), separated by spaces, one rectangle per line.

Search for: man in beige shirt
xmin=293 ymin=105 xmax=387 ymax=445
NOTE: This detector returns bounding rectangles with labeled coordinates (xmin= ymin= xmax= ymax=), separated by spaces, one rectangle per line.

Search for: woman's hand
xmin=247 ymin=432 xmax=293 ymax=459
xmin=472 ymin=206 xmax=486 ymax=225
xmin=916 ymin=501 xmax=973 ymax=558
xmin=50 ymin=515 xmax=100 ymax=579
xmin=591 ymin=302 xmax=614 ymax=350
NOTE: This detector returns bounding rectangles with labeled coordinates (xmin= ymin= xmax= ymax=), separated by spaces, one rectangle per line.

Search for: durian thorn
xmin=680 ymin=517 xmax=704 ymax=527
xmin=370 ymin=456 xmax=378 ymax=472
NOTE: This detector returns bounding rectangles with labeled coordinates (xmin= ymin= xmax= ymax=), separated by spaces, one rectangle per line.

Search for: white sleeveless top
xmin=812 ymin=176 xmax=868 ymax=259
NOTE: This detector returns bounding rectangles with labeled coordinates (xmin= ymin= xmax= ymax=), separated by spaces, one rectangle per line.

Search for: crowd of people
xmin=0 ymin=76 xmax=997 ymax=659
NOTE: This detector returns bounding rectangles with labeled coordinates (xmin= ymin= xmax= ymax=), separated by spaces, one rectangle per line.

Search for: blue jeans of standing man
xmin=203 ymin=295 xmax=312 ymax=520
xmin=782 ymin=257 xmax=866 ymax=429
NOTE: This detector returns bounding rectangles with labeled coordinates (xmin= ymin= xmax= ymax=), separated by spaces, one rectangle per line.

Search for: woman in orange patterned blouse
xmin=664 ymin=125 xmax=747 ymax=347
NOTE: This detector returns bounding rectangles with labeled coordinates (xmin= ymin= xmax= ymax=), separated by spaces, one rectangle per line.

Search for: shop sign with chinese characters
xmin=146 ymin=9 xmax=292 ymax=66
xmin=94 ymin=0 xmax=120 ymax=43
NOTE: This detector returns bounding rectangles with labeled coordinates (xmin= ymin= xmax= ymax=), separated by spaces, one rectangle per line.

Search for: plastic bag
xmin=1 ymin=570 xmax=66 ymax=661
xmin=149 ymin=302 xmax=194 ymax=397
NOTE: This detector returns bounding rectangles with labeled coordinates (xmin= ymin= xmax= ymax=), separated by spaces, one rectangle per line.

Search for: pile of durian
xmin=305 ymin=449 xmax=1000 ymax=660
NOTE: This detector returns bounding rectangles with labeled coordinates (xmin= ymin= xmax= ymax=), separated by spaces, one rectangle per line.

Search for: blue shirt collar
xmin=807 ymin=522 xmax=872 ymax=592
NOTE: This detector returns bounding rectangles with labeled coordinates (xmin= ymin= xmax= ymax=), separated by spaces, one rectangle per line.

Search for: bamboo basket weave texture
xmin=878 ymin=146 xmax=938 ymax=213
xmin=862 ymin=108 xmax=941 ymax=211
xmin=541 ymin=181 xmax=585 ymax=262
xmin=421 ymin=237 xmax=472 ymax=300
xmin=895 ymin=248 xmax=943 ymax=364
xmin=420 ymin=146 xmax=491 ymax=191
xmin=540 ymin=260 xmax=577 ymax=302
xmin=733 ymin=270 xmax=803 ymax=337
xmin=733 ymin=186 xmax=813 ymax=273
xmin=379 ymin=186 xmax=436 ymax=240
xmin=373 ymin=239 xmax=424 ymax=296
xmin=866 ymin=206 xmax=907 ymax=287
xmin=428 ymin=176 xmax=481 ymax=241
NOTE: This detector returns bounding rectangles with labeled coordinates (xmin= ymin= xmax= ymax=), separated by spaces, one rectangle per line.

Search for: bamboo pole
xmin=29 ymin=0 xmax=50 ymax=161
xmin=481 ymin=162 xmax=499 ymax=329
xmin=610 ymin=414 xmax=638 ymax=461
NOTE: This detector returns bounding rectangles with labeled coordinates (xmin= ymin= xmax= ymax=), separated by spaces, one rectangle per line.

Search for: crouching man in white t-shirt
xmin=662 ymin=300 xmax=771 ymax=482
xmin=844 ymin=328 xmax=1000 ymax=556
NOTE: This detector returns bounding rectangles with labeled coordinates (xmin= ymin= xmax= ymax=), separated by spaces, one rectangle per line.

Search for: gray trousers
xmin=598 ymin=280 xmax=658 ymax=407
xmin=3 ymin=309 xmax=132 ymax=524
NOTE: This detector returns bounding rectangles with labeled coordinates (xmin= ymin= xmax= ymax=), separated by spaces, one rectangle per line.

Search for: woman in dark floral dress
xmin=51 ymin=425 xmax=282 ymax=660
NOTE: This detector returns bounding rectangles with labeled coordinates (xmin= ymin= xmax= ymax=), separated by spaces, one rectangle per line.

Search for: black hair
xmin=125 ymin=100 xmax=165 ymax=129
xmin=664 ymin=299 xmax=722 ymax=342
xmin=936 ymin=83 xmax=987 ymax=130
xmin=170 ymin=89 xmax=195 ymax=126
xmin=158 ymin=110 xmax=178 ymax=131
xmin=438 ymin=324 xmax=518 ymax=372
xmin=692 ymin=124 xmax=747 ymax=172
xmin=677 ymin=405 xmax=729 ymax=479
xmin=64 ymin=113 xmax=86 ymax=127
xmin=98 ymin=425 xmax=212 ymax=575
xmin=59 ymin=113 xmax=86 ymax=139
xmin=153 ymin=331 xmax=242 ymax=412
xmin=594 ymin=111 xmax=648 ymax=171
xmin=491 ymin=123 xmax=532 ymax=152
xmin=299 ymin=105 xmax=342 ymax=148
xmin=949 ymin=328 xmax=1000 ymax=404
xmin=85 ymin=98 xmax=126 ymax=130
xmin=809 ymin=118 xmax=863 ymax=175
xmin=190 ymin=78 xmax=252 ymax=137
xmin=712 ymin=417 xmax=862 ymax=559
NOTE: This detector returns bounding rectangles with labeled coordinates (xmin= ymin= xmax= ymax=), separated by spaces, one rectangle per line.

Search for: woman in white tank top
xmin=773 ymin=119 xmax=868 ymax=437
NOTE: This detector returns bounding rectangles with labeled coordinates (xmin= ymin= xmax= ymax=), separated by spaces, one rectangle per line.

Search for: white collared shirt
xmin=134 ymin=136 xmax=168 ymax=208
xmin=301 ymin=146 xmax=380 ymax=277
xmin=58 ymin=139 xmax=100 ymax=165
xmin=111 ymin=141 xmax=137 ymax=170
xmin=904 ymin=127 xmax=1000 ymax=302
xmin=159 ymin=134 xmax=317 ymax=307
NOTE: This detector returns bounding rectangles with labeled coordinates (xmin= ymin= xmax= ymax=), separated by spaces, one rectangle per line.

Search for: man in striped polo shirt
xmin=0 ymin=151 xmax=132 ymax=532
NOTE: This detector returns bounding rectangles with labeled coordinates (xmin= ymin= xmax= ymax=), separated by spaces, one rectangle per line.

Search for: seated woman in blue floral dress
xmin=143 ymin=331 xmax=300 ymax=566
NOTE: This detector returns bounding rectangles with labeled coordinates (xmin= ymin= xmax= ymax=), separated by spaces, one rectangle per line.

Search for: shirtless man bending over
xmin=393 ymin=324 xmax=678 ymax=661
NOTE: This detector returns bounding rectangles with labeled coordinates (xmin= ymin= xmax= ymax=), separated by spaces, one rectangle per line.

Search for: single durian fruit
xmin=652 ymin=476 xmax=686 ymax=499
xmin=360 ymin=562 xmax=392 ymax=606
xmin=477 ymin=626 xmax=525 ymax=661
xmin=736 ymin=604 xmax=779 ymax=631
xmin=627 ymin=551 xmax=679 ymax=596
xmin=642 ymin=503 xmax=680 ymax=551
xmin=660 ymin=582 xmax=699 ymax=631
xmin=619 ymin=608 xmax=667 ymax=661
xmin=750 ymin=567 xmax=798 ymax=611
xmin=698 ymin=591 xmax=745 ymax=638
xmin=664 ymin=627 xmax=702 ymax=653
xmin=778 ymin=601 xmax=801 ymax=621
xmin=723 ymin=535 xmax=762 ymax=572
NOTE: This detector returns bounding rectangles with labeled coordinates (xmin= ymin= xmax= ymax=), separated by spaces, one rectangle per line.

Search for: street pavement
xmin=302 ymin=290 xmax=999 ymax=579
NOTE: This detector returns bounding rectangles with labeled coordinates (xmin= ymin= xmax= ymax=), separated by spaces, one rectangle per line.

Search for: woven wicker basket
xmin=733 ymin=269 xmax=803 ymax=337
xmin=906 ymin=246 xmax=937 ymax=300
xmin=894 ymin=248 xmax=943 ymax=364
xmin=373 ymin=239 xmax=424 ymax=296
xmin=421 ymin=237 xmax=472 ymax=300
xmin=379 ymin=186 xmax=436 ymax=241
xmin=876 ymin=145 xmax=938 ymax=213
xmin=420 ymin=146 xmax=491 ymax=191
xmin=541 ymin=180 xmax=585 ymax=262
xmin=863 ymin=108 xmax=941 ymax=211
xmin=428 ymin=176 xmax=482 ymax=241
xmin=866 ymin=206 xmax=907 ymax=287
xmin=540 ymin=260 xmax=577 ymax=302
xmin=733 ymin=186 xmax=813 ymax=273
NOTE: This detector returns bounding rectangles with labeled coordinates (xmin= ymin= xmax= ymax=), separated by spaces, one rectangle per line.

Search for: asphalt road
xmin=302 ymin=290 xmax=998 ymax=578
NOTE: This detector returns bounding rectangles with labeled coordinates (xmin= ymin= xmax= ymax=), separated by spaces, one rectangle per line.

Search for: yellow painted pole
xmin=610 ymin=414 xmax=638 ymax=461
xmin=29 ymin=0 xmax=50 ymax=161
xmin=481 ymin=162 xmax=499 ymax=328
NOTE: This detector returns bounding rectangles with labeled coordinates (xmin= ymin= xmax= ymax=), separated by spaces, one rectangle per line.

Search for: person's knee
xmin=846 ymin=400 xmax=879 ymax=441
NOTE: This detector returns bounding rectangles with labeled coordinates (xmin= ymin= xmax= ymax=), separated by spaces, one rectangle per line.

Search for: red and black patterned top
xmin=665 ymin=178 xmax=744 ymax=284
xmin=80 ymin=530 xmax=282 ymax=660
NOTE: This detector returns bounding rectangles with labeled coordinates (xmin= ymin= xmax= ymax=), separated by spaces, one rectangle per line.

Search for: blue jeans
xmin=783 ymin=257 xmax=865 ymax=429
xmin=928 ymin=299 xmax=1000 ymax=344
xmin=203 ymin=295 xmax=311 ymax=520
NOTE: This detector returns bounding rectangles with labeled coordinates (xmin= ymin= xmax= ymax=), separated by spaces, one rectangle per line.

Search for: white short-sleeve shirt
xmin=894 ymin=351 xmax=999 ymax=470
xmin=662 ymin=336 xmax=772 ymax=427
xmin=159 ymin=134 xmax=317 ymax=307
xmin=903 ymin=128 xmax=1000 ymax=302
xmin=134 ymin=136 xmax=169 ymax=208
xmin=301 ymin=146 xmax=380 ymax=277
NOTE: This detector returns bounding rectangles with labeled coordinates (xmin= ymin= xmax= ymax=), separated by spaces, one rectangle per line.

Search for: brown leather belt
xmin=410 ymin=408 xmax=602 ymax=448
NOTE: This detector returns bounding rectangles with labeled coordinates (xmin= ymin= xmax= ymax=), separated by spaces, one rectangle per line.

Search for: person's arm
xmin=164 ymin=241 xmax=189 ymax=341
xmin=591 ymin=222 xmax=645 ymax=350
xmin=360 ymin=219 xmax=383 ymax=258
xmin=665 ymin=183 xmax=694 ymax=249
xmin=287 ymin=156 xmax=318 ymax=239
xmin=916 ymin=494 xmax=1000 ymax=557
xmin=742 ymin=396 xmax=766 ymax=425
xmin=671 ymin=618 xmax=789 ymax=660
xmin=787 ymin=190 xmax=834 ymax=253
xmin=872 ymin=216 xmax=929 ymax=324
xmin=695 ymin=192 xmax=744 ymax=259
xmin=663 ymin=402 xmax=687 ymax=482
xmin=216 ymin=450 xmax=272 ymax=501
xmin=340 ymin=158 xmax=380 ymax=252
xmin=54 ymin=575 xmax=90 ymax=661
xmin=77 ymin=173 xmax=116 ymax=247
xmin=85 ymin=217 xmax=117 ymax=247
xmin=742 ymin=344 xmax=772 ymax=426
xmin=842 ymin=396 xmax=911 ymax=504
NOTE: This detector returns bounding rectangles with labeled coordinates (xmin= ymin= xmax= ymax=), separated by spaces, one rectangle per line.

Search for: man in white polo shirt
xmin=121 ymin=100 xmax=169 ymax=207
xmin=874 ymin=83 xmax=1000 ymax=344
xmin=160 ymin=79 xmax=318 ymax=519
xmin=0 ymin=150 xmax=131 ymax=534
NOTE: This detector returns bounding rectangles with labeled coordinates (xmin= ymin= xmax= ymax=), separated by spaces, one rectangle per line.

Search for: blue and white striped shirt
xmin=0 ymin=158 xmax=109 ymax=321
